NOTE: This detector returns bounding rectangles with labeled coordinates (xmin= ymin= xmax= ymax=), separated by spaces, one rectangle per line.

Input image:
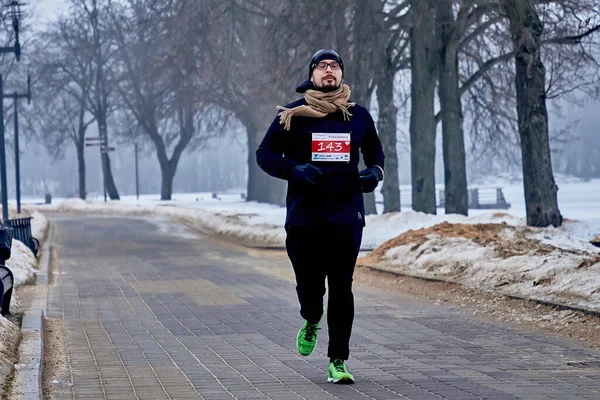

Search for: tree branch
xmin=450 ymin=0 xmax=476 ymax=42
xmin=459 ymin=15 xmax=504 ymax=49
xmin=542 ymin=24 xmax=600 ymax=44
xmin=460 ymin=51 xmax=515 ymax=96
xmin=435 ymin=50 xmax=515 ymax=124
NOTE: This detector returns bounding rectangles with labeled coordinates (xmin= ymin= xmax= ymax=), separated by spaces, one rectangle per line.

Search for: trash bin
xmin=5 ymin=218 xmax=37 ymax=255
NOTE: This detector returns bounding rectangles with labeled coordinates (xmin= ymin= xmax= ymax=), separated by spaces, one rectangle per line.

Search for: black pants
xmin=285 ymin=224 xmax=363 ymax=360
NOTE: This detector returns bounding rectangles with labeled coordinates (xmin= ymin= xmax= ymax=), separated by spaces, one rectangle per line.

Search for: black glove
xmin=359 ymin=166 xmax=383 ymax=193
xmin=289 ymin=164 xmax=324 ymax=185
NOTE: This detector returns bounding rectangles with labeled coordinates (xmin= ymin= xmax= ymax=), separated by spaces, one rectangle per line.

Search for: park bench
xmin=0 ymin=225 xmax=13 ymax=316
xmin=438 ymin=187 xmax=511 ymax=210
xmin=5 ymin=217 xmax=39 ymax=256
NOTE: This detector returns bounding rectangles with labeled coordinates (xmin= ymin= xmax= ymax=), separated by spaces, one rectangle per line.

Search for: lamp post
xmin=4 ymin=75 xmax=31 ymax=214
xmin=134 ymin=143 xmax=139 ymax=200
xmin=0 ymin=1 xmax=23 ymax=223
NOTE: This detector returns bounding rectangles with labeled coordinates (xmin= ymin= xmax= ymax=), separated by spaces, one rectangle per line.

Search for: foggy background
xmin=8 ymin=90 xmax=599 ymax=199
xmin=0 ymin=0 xmax=598 ymax=215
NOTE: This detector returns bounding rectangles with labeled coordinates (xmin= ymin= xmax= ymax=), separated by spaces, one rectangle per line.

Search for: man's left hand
xmin=359 ymin=166 xmax=383 ymax=193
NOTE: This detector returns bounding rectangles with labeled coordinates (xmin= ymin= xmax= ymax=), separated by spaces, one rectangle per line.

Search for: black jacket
xmin=256 ymin=98 xmax=385 ymax=227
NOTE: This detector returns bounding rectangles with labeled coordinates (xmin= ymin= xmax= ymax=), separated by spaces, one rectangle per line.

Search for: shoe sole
xmin=327 ymin=376 xmax=355 ymax=384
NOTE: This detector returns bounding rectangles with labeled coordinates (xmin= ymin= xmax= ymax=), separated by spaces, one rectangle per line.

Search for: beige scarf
xmin=276 ymin=83 xmax=355 ymax=131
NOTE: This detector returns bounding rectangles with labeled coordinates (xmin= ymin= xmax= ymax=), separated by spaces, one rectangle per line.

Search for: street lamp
xmin=0 ymin=1 xmax=22 ymax=61
xmin=4 ymin=74 xmax=31 ymax=214
xmin=8 ymin=1 xmax=21 ymax=61
xmin=134 ymin=143 xmax=139 ymax=200
xmin=0 ymin=1 xmax=24 ymax=223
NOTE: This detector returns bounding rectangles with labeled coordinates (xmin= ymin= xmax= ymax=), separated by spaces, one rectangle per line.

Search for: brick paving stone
xmin=45 ymin=214 xmax=600 ymax=399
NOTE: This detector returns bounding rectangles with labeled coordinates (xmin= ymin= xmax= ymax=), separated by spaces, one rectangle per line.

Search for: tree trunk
xmin=97 ymin=115 xmax=120 ymax=200
xmin=90 ymin=0 xmax=118 ymax=201
xmin=102 ymin=153 xmax=120 ymax=200
xmin=506 ymin=0 xmax=562 ymax=227
xmin=150 ymin=118 xmax=192 ymax=201
xmin=437 ymin=0 xmax=468 ymax=215
xmin=76 ymin=135 xmax=86 ymax=200
xmin=351 ymin=0 xmax=378 ymax=215
xmin=377 ymin=60 xmax=400 ymax=213
xmin=244 ymin=110 xmax=286 ymax=206
xmin=410 ymin=0 xmax=437 ymax=214
xmin=159 ymin=161 xmax=175 ymax=201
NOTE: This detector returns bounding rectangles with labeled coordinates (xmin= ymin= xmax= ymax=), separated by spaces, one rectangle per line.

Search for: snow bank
xmin=359 ymin=222 xmax=600 ymax=311
xmin=5 ymin=240 xmax=38 ymax=286
xmin=45 ymin=199 xmax=287 ymax=248
xmin=361 ymin=210 xmax=523 ymax=249
xmin=29 ymin=200 xmax=531 ymax=250
xmin=1 ymin=210 xmax=49 ymax=286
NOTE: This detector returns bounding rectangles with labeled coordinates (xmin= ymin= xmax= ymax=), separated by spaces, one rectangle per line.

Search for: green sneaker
xmin=327 ymin=359 xmax=355 ymax=384
xmin=296 ymin=318 xmax=321 ymax=356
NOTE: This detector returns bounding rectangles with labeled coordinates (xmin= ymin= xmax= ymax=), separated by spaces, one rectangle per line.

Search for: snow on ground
xmin=360 ymin=222 xmax=600 ymax=311
xmin=5 ymin=240 xmax=38 ymax=287
xmin=14 ymin=178 xmax=600 ymax=312
xmin=44 ymin=197 xmax=287 ymax=248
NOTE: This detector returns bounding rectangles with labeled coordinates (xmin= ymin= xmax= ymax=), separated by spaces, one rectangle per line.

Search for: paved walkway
xmin=46 ymin=214 xmax=600 ymax=400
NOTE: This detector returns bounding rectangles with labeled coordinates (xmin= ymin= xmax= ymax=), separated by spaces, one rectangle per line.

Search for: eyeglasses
xmin=316 ymin=61 xmax=341 ymax=70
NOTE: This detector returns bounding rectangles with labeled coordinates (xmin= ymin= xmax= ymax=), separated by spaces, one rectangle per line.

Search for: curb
xmin=14 ymin=225 xmax=51 ymax=400
xmin=356 ymin=263 xmax=600 ymax=319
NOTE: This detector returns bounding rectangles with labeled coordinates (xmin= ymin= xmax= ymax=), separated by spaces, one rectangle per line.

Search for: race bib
xmin=311 ymin=133 xmax=351 ymax=162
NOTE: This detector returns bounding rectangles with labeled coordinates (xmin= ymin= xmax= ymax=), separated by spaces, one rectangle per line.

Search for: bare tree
xmin=502 ymin=0 xmax=600 ymax=226
xmin=28 ymin=16 xmax=96 ymax=200
xmin=191 ymin=0 xmax=291 ymax=206
xmin=459 ymin=0 xmax=599 ymax=157
xmin=213 ymin=0 xmax=393 ymax=211
xmin=435 ymin=1 xmax=472 ymax=215
xmin=109 ymin=0 xmax=227 ymax=200
xmin=66 ymin=0 xmax=120 ymax=200
xmin=435 ymin=1 xmax=519 ymax=215
xmin=504 ymin=0 xmax=563 ymax=226
xmin=429 ymin=0 xmax=600 ymax=218
xmin=374 ymin=1 xmax=410 ymax=214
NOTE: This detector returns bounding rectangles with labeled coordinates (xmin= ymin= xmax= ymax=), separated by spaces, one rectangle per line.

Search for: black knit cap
xmin=308 ymin=49 xmax=344 ymax=79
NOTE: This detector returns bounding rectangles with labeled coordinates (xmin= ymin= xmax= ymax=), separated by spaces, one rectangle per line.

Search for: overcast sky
xmin=31 ymin=0 xmax=66 ymax=26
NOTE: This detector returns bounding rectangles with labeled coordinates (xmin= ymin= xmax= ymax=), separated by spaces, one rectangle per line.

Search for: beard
xmin=322 ymin=76 xmax=337 ymax=86
xmin=315 ymin=76 xmax=341 ymax=92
